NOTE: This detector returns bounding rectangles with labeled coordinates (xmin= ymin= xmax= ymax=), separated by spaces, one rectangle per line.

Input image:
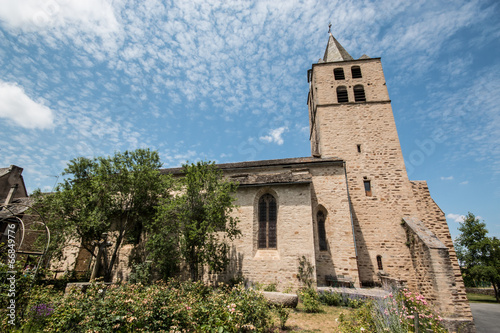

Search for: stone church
xmin=2 ymin=32 xmax=473 ymax=328
xmin=165 ymin=32 xmax=471 ymax=326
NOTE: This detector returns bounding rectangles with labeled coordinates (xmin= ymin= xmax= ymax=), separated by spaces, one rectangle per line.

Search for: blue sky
xmin=0 ymin=0 xmax=499 ymax=239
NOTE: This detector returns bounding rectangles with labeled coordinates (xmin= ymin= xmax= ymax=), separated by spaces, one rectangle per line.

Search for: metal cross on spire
xmin=328 ymin=22 xmax=332 ymax=33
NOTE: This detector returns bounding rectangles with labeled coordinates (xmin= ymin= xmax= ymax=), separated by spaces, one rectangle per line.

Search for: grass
xmin=279 ymin=303 xmax=351 ymax=332
xmin=467 ymin=293 xmax=499 ymax=303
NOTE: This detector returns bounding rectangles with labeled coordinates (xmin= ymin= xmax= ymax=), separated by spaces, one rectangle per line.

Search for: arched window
xmin=258 ymin=194 xmax=277 ymax=249
xmin=337 ymin=86 xmax=348 ymax=103
xmin=351 ymin=66 xmax=362 ymax=79
xmin=334 ymin=68 xmax=345 ymax=80
xmin=317 ymin=210 xmax=327 ymax=251
xmin=377 ymin=255 xmax=383 ymax=270
xmin=354 ymin=85 xmax=366 ymax=102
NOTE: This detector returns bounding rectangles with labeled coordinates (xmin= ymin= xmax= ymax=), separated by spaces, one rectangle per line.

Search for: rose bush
xmin=17 ymin=280 xmax=274 ymax=332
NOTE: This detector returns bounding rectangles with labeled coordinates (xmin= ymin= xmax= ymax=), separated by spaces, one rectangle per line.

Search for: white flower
xmin=98 ymin=289 xmax=103 ymax=293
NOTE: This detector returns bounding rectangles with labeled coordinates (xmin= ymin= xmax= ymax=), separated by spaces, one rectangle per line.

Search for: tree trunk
xmin=90 ymin=245 xmax=103 ymax=281
xmin=105 ymin=232 xmax=124 ymax=282
xmin=105 ymin=215 xmax=130 ymax=282
xmin=189 ymin=245 xmax=198 ymax=281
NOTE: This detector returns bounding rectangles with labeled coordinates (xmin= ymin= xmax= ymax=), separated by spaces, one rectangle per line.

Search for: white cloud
xmin=440 ymin=176 xmax=454 ymax=181
xmin=459 ymin=181 xmax=469 ymax=185
xmin=260 ymin=127 xmax=288 ymax=145
xmin=446 ymin=213 xmax=465 ymax=223
xmin=0 ymin=0 xmax=119 ymax=35
xmin=0 ymin=81 xmax=54 ymax=129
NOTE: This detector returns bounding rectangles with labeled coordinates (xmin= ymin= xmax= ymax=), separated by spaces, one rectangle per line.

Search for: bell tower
xmin=308 ymin=32 xmax=419 ymax=285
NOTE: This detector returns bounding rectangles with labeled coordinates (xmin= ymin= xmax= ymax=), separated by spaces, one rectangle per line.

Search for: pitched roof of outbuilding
xmin=0 ymin=167 xmax=11 ymax=178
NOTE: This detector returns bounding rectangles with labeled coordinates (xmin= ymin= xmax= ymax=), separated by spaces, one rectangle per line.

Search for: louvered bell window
xmin=334 ymin=68 xmax=345 ymax=80
xmin=337 ymin=86 xmax=348 ymax=103
xmin=354 ymin=85 xmax=366 ymax=102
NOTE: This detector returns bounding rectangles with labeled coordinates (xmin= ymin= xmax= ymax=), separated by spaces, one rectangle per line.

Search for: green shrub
xmin=273 ymin=304 xmax=290 ymax=329
xmin=19 ymin=279 xmax=274 ymax=332
xmin=0 ymin=261 xmax=46 ymax=330
xmin=346 ymin=297 xmax=364 ymax=309
xmin=297 ymin=256 xmax=314 ymax=288
xmin=20 ymin=285 xmax=63 ymax=332
xmin=299 ymin=287 xmax=322 ymax=313
xmin=127 ymin=261 xmax=153 ymax=285
xmin=263 ymin=282 xmax=277 ymax=292
xmin=319 ymin=291 xmax=343 ymax=306
xmin=319 ymin=291 xmax=364 ymax=308
xmin=338 ymin=301 xmax=375 ymax=332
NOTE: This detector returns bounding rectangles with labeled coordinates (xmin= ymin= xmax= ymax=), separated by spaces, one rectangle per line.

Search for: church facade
xmin=192 ymin=33 xmax=473 ymax=326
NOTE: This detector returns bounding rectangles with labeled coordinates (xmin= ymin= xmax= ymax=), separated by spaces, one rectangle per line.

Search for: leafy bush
xmin=127 ymin=261 xmax=153 ymax=285
xmin=297 ymin=256 xmax=314 ymax=288
xmin=319 ymin=290 xmax=364 ymax=308
xmin=0 ymin=261 xmax=49 ymax=330
xmin=319 ymin=290 xmax=343 ymax=306
xmin=273 ymin=304 xmax=290 ymax=329
xmin=263 ymin=283 xmax=277 ymax=292
xmin=299 ymin=288 xmax=322 ymax=313
xmin=338 ymin=300 xmax=375 ymax=332
xmin=18 ymin=280 xmax=274 ymax=332
xmin=345 ymin=296 xmax=364 ymax=309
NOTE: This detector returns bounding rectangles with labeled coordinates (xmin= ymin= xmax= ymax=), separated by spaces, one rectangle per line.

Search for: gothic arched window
xmin=334 ymin=68 xmax=345 ymax=80
xmin=317 ymin=210 xmax=327 ymax=251
xmin=354 ymin=85 xmax=366 ymax=102
xmin=337 ymin=86 xmax=348 ymax=103
xmin=351 ymin=66 xmax=362 ymax=79
xmin=258 ymin=194 xmax=277 ymax=249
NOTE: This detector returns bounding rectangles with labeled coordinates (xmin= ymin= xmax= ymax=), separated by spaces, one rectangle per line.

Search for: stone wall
xmin=223 ymin=160 xmax=358 ymax=290
xmin=308 ymin=166 xmax=359 ymax=286
xmin=230 ymin=182 xmax=315 ymax=288
xmin=466 ymin=288 xmax=495 ymax=296
xmin=403 ymin=217 xmax=472 ymax=320
xmin=411 ymin=181 xmax=472 ymax=318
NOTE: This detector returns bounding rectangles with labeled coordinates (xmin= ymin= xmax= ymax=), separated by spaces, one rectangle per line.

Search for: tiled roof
xmin=160 ymin=156 xmax=343 ymax=175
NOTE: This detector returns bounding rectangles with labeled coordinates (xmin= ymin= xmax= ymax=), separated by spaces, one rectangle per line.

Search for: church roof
xmin=161 ymin=157 xmax=344 ymax=175
xmin=321 ymin=33 xmax=353 ymax=63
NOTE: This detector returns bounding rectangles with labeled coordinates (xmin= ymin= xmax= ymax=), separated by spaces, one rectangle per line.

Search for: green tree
xmin=455 ymin=212 xmax=500 ymax=301
xmin=33 ymin=149 xmax=171 ymax=281
xmin=147 ymin=161 xmax=240 ymax=281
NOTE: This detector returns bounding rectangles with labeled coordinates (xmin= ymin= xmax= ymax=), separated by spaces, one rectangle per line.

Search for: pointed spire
xmin=322 ymin=29 xmax=353 ymax=63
